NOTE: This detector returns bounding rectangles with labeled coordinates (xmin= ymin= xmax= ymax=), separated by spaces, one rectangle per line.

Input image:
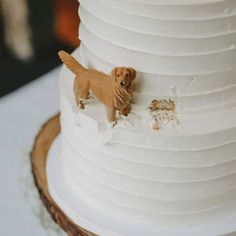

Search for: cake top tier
xmin=95 ymin=0 xmax=236 ymax=20
xmin=78 ymin=0 xmax=236 ymax=112
xmin=117 ymin=0 xmax=226 ymax=5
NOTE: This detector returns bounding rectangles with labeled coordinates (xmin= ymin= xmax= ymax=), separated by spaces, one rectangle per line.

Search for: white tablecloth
xmin=0 ymin=68 xmax=65 ymax=236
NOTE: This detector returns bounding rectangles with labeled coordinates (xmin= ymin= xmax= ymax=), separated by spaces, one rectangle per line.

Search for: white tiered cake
xmin=47 ymin=0 xmax=236 ymax=235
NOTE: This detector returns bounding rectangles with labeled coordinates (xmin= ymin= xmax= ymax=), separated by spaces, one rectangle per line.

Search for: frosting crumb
xmin=149 ymin=99 xmax=180 ymax=131
xmin=149 ymin=98 xmax=175 ymax=112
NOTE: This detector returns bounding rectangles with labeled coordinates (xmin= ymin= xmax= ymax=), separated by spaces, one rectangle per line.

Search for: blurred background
xmin=0 ymin=1 xmax=80 ymax=235
xmin=0 ymin=0 xmax=80 ymax=97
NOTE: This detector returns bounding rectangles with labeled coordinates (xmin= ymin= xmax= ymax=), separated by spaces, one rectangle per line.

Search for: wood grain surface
xmin=31 ymin=114 xmax=96 ymax=236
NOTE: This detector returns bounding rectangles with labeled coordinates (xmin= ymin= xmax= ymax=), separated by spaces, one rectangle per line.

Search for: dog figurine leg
xmin=75 ymin=98 xmax=85 ymax=110
xmin=121 ymin=104 xmax=131 ymax=116
xmin=74 ymin=77 xmax=89 ymax=109
xmin=108 ymin=107 xmax=117 ymax=126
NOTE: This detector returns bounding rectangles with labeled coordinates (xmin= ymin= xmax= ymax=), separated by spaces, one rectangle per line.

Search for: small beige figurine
xmin=58 ymin=51 xmax=136 ymax=123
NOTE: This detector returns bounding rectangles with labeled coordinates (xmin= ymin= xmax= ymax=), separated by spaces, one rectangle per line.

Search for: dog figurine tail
xmin=58 ymin=50 xmax=86 ymax=75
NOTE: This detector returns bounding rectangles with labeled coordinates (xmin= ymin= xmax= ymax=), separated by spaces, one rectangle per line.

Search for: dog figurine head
xmin=111 ymin=67 xmax=136 ymax=91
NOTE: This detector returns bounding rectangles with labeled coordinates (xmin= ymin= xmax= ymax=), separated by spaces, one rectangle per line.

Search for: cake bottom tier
xmin=59 ymin=110 xmax=236 ymax=227
xmin=47 ymin=136 xmax=236 ymax=236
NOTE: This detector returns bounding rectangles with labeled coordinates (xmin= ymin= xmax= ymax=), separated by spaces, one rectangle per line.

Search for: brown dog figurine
xmin=58 ymin=51 xmax=136 ymax=123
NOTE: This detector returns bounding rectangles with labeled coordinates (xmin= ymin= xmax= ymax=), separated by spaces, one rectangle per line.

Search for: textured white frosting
xmin=55 ymin=0 xmax=236 ymax=231
xmin=78 ymin=0 xmax=236 ymax=111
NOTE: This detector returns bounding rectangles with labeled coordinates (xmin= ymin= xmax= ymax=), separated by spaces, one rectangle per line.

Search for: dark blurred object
xmin=0 ymin=0 xmax=80 ymax=97
xmin=0 ymin=0 xmax=33 ymax=61
xmin=54 ymin=0 xmax=80 ymax=48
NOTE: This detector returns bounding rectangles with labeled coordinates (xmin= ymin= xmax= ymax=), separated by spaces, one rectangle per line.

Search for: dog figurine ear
xmin=128 ymin=68 xmax=136 ymax=81
xmin=111 ymin=67 xmax=117 ymax=81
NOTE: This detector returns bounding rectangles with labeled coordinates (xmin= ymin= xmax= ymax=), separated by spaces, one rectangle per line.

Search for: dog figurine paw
xmin=58 ymin=50 xmax=136 ymax=123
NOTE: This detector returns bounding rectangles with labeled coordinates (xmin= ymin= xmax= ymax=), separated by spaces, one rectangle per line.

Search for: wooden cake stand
xmin=31 ymin=114 xmax=96 ymax=236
